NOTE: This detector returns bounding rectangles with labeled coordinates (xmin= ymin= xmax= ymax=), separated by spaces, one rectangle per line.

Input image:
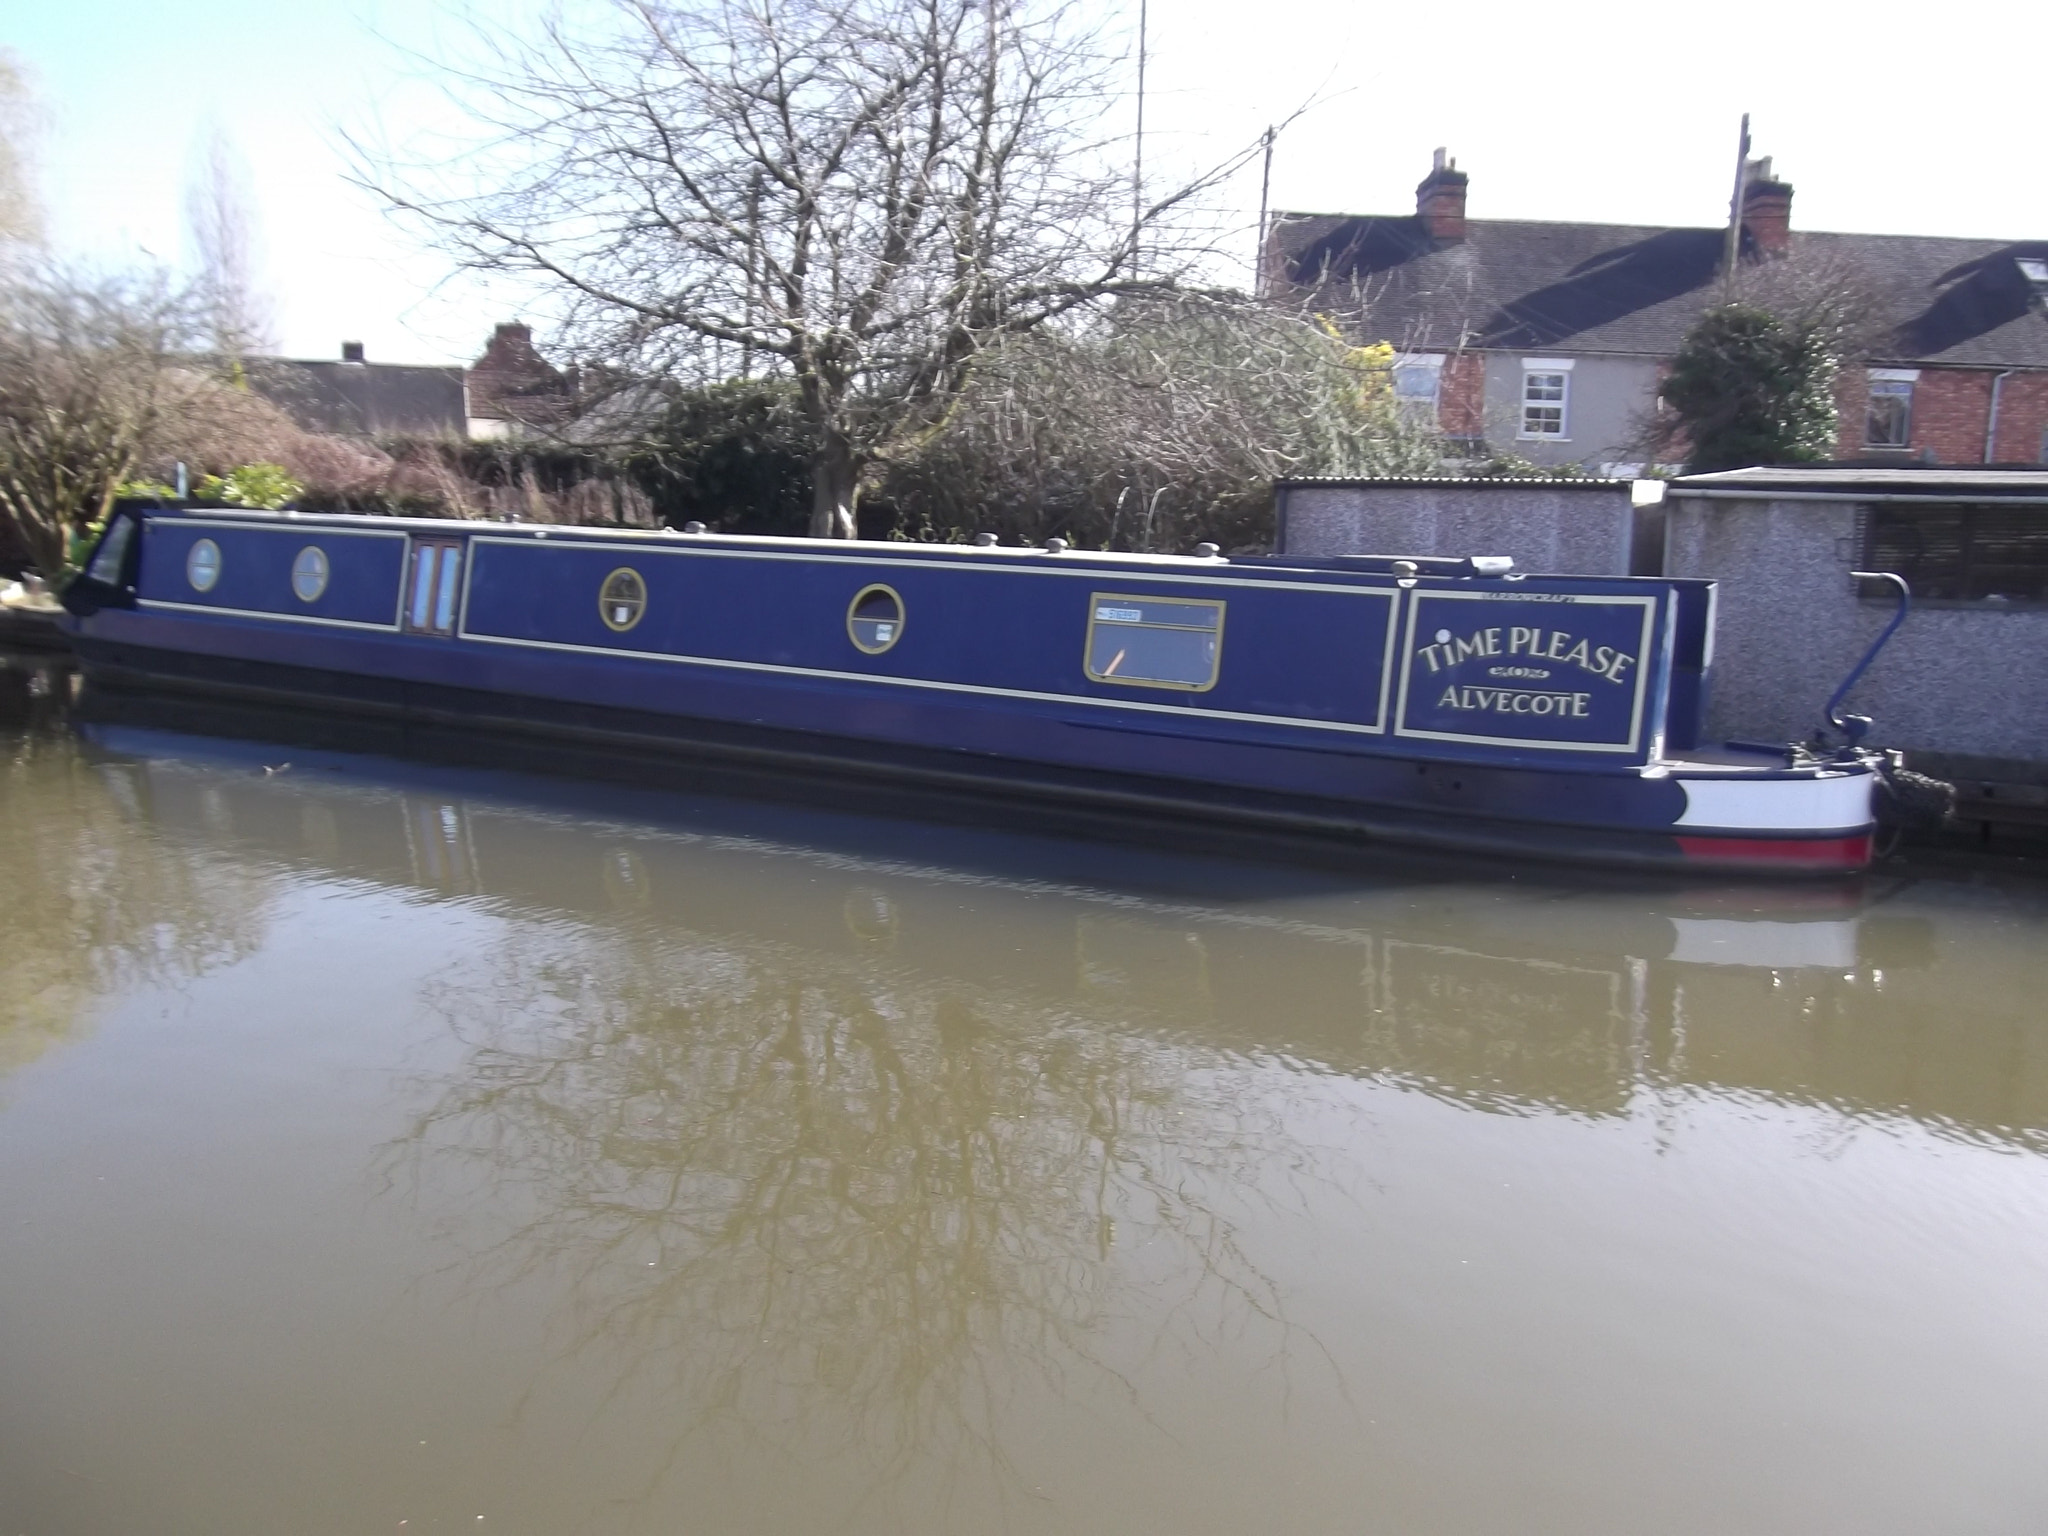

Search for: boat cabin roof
xmin=118 ymin=502 xmax=1530 ymax=583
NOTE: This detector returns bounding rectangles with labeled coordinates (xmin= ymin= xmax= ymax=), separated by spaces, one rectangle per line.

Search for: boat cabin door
xmin=405 ymin=538 xmax=465 ymax=636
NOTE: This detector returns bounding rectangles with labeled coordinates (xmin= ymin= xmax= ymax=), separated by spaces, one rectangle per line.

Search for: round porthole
xmin=186 ymin=538 xmax=222 ymax=593
xmin=847 ymin=584 xmax=904 ymax=654
xmin=599 ymin=567 xmax=647 ymax=632
xmin=291 ymin=545 xmax=329 ymax=603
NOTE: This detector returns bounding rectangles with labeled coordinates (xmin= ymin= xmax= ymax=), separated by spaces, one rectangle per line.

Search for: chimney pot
xmin=1416 ymin=151 xmax=1469 ymax=243
xmin=341 ymin=341 xmax=365 ymax=363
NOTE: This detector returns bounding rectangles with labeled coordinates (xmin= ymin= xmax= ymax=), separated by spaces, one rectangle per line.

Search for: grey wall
xmin=1480 ymin=354 xmax=1664 ymax=471
xmin=1279 ymin=481 xmax=1646 ymax=575
xmin=1666 ymin=493 xmax=2048 ymax=769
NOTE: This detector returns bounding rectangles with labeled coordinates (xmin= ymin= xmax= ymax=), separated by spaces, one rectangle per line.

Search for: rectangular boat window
xmin=434 ymin=545 xmax=463 ymax=632
xmin=1085 ymin=593 xmax=1224 ymax=691
xmin=84 ymin=516 xmax=136 ymax=586
xmin=407 ymin=540 xmax=465 ymax=635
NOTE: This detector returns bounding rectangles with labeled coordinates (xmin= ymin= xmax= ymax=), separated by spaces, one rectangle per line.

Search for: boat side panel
xmin=73 ymin=614 xmax=1708 ymax=839
xmin=104 ymin=518 xmax=1717 ymax=790
xmin=123 ymin=518 xmax=1688 ymax=766
xmin=139 ymin=517 xmax=406 ymax=631
xmin=459 ymin=538 xmax=1401 ymax=731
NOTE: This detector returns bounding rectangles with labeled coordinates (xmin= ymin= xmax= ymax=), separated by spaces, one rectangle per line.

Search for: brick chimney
xmin=341 ymin=341 xmax=365 ymax=363
xmin=1416 ymin=148 xmax=1469 ymax=242
xmin=1741 ymin=160 xmax=1794 ymax=256
xmin=468 ymin=320 xmax=572 ymax=430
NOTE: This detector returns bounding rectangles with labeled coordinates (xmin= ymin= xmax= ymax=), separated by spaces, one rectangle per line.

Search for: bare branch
xmin=355 ymin=0 xmax=1257 ymax=536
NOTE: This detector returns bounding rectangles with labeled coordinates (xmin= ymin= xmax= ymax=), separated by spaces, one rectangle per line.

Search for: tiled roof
xmin=1268 ymin=214 xmax=2048 ymax=369
xmin=249 ymin=359 xmax=467 ymax=437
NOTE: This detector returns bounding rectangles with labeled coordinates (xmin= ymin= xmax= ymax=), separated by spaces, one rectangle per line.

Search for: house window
xmin=1084 ymin=593 xmax=1224 ymax=691
xmin=1392 ymin=356 xmax=1442 ymax=418
xmin=1867 ymin=374 xmax=1915 ymax=448
xmin=1860 ymin=503 xmax=2048 ymax=604
xmin=1519 ymin=362 xmax=1571 ymax=439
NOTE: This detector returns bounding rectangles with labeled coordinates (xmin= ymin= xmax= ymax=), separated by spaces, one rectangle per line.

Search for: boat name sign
xmin=1394 ymin=590 xmax=1659 ymax=755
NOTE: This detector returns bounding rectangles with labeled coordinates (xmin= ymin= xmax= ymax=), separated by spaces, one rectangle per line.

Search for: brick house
xmin=465 ymin=322 xmax=575 ymax=440
xmin=1262 ymin=151 xmax=2048 ymax=472
xmin=248 ymin=325 xmax=578 ymax=443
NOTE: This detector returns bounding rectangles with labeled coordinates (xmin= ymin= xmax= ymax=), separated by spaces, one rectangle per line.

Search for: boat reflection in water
xmin=75 ymin=713 xmax=2037 ymax=1145
xmin=4 ymin=694 xmax=2044 ymax=1536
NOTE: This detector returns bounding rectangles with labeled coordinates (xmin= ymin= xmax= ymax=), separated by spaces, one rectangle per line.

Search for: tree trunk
xmin=19 ymin=515 xmax=67 ymax=586
xmin=808 ymin=432 xmax=860 ymax=539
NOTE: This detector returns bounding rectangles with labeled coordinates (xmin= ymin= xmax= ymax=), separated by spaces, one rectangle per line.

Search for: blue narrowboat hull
xmin=60 ymin=508 xmax=1881 ymax=874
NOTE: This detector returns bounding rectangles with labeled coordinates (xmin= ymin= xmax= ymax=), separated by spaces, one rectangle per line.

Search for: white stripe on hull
xmin=1674 ymin=772 xmax=1873 ymax=832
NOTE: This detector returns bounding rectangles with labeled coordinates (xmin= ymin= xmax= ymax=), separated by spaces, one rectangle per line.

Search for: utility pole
xmin=1132 ymin=0 xmax=1147 ymax=257
xmin=1721 ymin=112 xmax=1752 ymax=297
xmin=1255 ymin=125 xmax=1275 ymax=292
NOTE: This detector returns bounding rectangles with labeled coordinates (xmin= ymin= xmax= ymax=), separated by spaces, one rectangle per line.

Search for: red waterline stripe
xmin=1676 ymin=834 xmax=1874 ymax=869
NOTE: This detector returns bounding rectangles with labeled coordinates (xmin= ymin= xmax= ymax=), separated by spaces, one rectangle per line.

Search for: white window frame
xmin=1866 ymin=368 xmax=1918 ymax=449
xmin=1518 ymin=358 xmax=1574 ymax=441
xmin=1392 ymin=353 xmax=1444 ymax=416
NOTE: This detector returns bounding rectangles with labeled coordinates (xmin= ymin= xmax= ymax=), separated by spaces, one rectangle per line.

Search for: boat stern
xmin=1664 ymin=765 xmax=1878 ymax=872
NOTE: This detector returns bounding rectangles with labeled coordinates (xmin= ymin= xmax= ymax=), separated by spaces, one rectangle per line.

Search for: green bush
xmin=194 ymin=463 xmax=302 ymax=509
xmin=1661 ymin=304 xmax=1838 ymax=473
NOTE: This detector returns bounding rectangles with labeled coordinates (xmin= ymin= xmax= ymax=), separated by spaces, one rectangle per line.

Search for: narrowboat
xmin=59 ymin=503 xmax=1891 ymax=873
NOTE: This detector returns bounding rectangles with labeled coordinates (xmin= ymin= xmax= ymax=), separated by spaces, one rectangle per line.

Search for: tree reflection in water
xmin=385 ymin=914 xmax=1354 ymax=1518
xmin=0 ymin=671 xmax=270 ymax=1075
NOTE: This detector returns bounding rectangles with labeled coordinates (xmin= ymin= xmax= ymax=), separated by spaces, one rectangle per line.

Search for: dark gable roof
xmin=249 ymin=359 xmax=468 ymax=437
xmin=1270 ymin=213 xmax=2048 ymax=368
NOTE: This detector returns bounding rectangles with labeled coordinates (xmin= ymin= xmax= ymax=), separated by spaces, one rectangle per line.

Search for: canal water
xmin=3 ymin=655 xmax=2046 ymax=1536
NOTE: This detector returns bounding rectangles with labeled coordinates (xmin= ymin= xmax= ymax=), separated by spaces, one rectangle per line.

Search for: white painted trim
xmin=1671 ymin=488 xmax=2048 ymax=505
xmin=1868 ymin=368 xmax=1921 ymax=383
xmin=1520 ymin=357 xmax=1577 ymax=371
xmin=1391 ymin=588 xmax=1657 ymax=755
xmin=139 ymin=598 xmax=402 ymax=633
xmin=1674 ymin=773 xmax=1872 ymax=831
xmin=165 ymin=517 xmax=409 ymax=544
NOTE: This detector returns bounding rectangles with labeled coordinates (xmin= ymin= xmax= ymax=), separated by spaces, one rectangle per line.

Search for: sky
xmin=9 ymin=0 xmax=2045 ymax=366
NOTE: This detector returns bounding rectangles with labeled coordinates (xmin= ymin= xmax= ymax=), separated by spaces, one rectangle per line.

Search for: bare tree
xmin=0 ymin=267 xmax=207 ymax=577
xmin=0 ymin=49 xmax=42 ymax=251
xmin=363 ymin=0 xmax=1254 ymax=537
xmin=184 ymin=121 xmax=274 ymax=358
